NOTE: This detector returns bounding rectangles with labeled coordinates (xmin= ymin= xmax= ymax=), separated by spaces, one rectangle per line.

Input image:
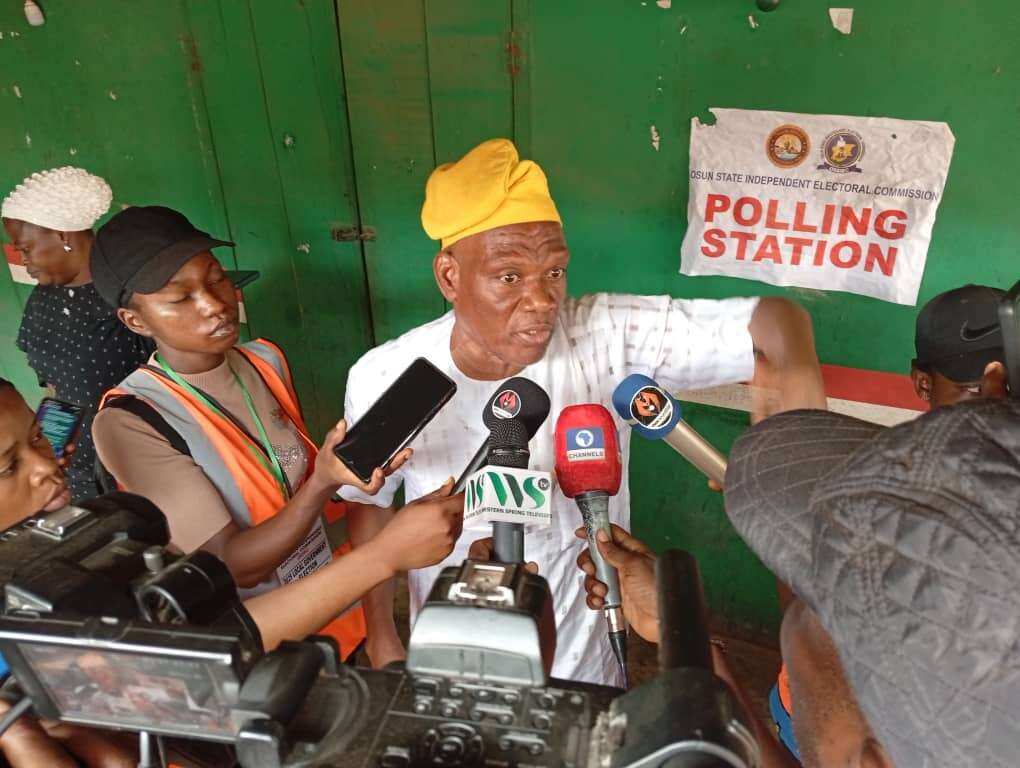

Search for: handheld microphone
xmin=461 ymin=416 xmax=553 ymax=555
xmin=612 ymin=374 xmax=727 ymax=485
xmin=452 ymin=377 xmax=552 ymax=494
xmin=487 ymin=418 xmax=530 ymax=562
xmin=554 ymin=404 xmax=629 ymax=687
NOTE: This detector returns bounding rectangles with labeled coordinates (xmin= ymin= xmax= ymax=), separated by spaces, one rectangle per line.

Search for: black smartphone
xmin=999 ymin=280 xmax=1020 ymax=398
xmin=36 ymin=398 xmax=85 ymax=459
xmin=334 ymin=358 xmax=457 ymax=483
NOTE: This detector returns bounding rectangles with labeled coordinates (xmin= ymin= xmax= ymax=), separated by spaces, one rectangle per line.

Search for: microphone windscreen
xmin=489 ymin=417 xmax=529 ymax=449
xmin=612 ymin=374 xmax=682 ymax=440
xmin=554 ymin=404 xmax=622 ymax=497
xmin=482 ymin=377 xmax=551 ymax=438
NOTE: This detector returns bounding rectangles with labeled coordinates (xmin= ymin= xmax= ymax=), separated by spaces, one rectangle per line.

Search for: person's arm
xmin=202 ymin=467 xmax=354 ymax=588
xmin=96 ymin=408 xmax=408 ymax=587
xmin=345 ymin=500 xmax=404 ymax=668
xmin=201 ymin=416 xmax=412 ymax=587
xmin=589 ymin=293 xmax=824 ymax=419
xmin=574 ymin=525 xmax=661 ymax=642
xmin=576 ymin=526 xmax=798 ymax=768
xmin=246 ymin=480 xmax=463 ymax=651
xmin=0 ymin=701 xmax=138 ymax=768
xmin=0 ymin=711 xmax=78 ymax=768
xmin=206 ymin=419 xmax=408 ymax=587
xmin=335 ymin=362 xmax=406 ymax=668
xmin=746 ymin=297 xmax=827 ymax=422
xmin=37 ymin=721 xmax=138 ymax=768
xmin=93 ymin=406 xmax=235 ymax=554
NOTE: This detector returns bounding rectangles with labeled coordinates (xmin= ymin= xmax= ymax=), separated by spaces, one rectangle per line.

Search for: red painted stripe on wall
xmin=820 ymin=364 xmax=922 ymax=411
xmin=0 ymin=251 xmax=934 ymax=412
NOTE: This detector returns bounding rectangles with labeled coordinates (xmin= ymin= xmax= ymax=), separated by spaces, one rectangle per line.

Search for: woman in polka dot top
xmin=3 ymin=168 xmax=154 ymax=501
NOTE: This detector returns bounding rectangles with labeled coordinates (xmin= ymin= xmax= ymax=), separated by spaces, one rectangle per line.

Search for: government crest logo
xmin=765 ymin=125 xmax=810 ymax=168
xmin=818 ymin=129 xmax=864 ymax=173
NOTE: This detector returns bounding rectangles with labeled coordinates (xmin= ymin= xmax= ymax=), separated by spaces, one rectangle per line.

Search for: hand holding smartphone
xmin=36 ymin=398 xmax=85 ymax=459
xmin=333 ymin=358 xmax=456 ymax=484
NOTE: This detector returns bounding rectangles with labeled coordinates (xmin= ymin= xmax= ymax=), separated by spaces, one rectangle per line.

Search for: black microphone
xmin=452 ymin=377 xmax=551 ymax=494
xmin=486 ymin=417 xmax=530 ymax=562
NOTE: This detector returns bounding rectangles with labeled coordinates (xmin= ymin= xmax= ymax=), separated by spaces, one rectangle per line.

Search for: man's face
xmin=118 ymin=252 xmax=239 ymax=356
xmin=79 ymin=653 xmax=118 ymax=691
xmin=0 ymin=387 xmax=69 ymax=530
xmin=911 ymin=364 xmax=1008 ymax=410
xmin=930 ymin=371 xmax=982 ymax=409
xmin=3 ymin=219 xmax=77 ymax=286
xmin=439 ymin=221 xmax=569 ymax=373
xmin=781 ymin=601 xmax=893 ymax=768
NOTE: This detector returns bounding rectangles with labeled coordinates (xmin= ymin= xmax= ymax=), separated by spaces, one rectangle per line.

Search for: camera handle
xmin=656 ymin=549 xmax=713 ymax=672
xmin=591 ymin=549 xmax=761 ymax=768
xmin=233 ymin=637 xmax=370 ymax=768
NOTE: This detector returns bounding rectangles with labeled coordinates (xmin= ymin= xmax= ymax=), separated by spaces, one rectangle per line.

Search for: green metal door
xmin=0 ymin=0 xmax=376 ymax=437
xmin=333 ymin=0 xmax=1020 ymax=639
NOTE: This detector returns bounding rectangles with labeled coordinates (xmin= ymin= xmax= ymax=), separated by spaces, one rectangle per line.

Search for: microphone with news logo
xmin=462 ymin=417 xmax=554 ymax=563
xmin=452 ymin=377 xmax=551 ymax=495
xmin=612 ymin=374 xmax=727 ymax=485
xmin=554 ymin=404 xmax=629 ymax=686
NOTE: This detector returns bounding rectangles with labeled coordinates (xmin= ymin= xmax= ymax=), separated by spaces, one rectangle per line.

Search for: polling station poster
xmin=679 ymin=109 xmax=955 ymax=305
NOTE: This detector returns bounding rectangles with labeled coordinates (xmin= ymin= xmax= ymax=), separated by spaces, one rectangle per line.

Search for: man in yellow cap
xmin=340 ymin=138 xmax=826 ymax=685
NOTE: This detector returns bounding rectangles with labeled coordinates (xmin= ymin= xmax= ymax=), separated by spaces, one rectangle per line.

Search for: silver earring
xmin=62 ymin=244 xmax=71 ymax=252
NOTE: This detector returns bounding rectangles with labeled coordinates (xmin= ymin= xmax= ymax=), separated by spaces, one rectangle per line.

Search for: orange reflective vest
xmin=100 ymin=339 xmax=365 ymax=658
xmin=778 ymin=662 xmax=793 ymax=714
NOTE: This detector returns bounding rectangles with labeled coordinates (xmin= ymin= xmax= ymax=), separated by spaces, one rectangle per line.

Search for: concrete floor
xmin=362 ymin=573 xmax=782 ymax=724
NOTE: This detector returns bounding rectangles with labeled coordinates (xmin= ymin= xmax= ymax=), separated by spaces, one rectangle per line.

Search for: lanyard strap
xmin=153 ymin=354 xmax=290 ymax=500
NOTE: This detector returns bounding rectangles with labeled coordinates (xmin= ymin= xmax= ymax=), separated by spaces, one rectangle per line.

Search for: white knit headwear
xmin=1 ymin=167 xmax=112 ymax=232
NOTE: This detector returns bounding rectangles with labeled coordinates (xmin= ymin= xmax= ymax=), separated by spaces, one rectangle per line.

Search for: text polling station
xmin=679 ymin=109 xmax=955 ymax=305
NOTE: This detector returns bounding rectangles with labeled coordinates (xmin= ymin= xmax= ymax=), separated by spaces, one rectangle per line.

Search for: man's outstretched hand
xmin=575 ymin=524 xmax=660 ymax=643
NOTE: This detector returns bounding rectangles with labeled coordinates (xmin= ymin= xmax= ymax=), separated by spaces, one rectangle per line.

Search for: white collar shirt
xmin=341 ymin=293 xmax=758 ymax=687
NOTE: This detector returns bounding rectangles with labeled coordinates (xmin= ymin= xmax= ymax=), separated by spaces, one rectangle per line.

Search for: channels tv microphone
xmin=553 ymin=404 xmax=629 ymax=686
xmin=452 ymin=377 xmax=552 ymax=494
xmin=612 ymin=374 xmax=727 ymax=485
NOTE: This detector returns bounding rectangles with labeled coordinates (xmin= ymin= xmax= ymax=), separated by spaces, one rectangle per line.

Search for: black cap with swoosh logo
xmin=914 ymin=285 xmax=1006 ymax=382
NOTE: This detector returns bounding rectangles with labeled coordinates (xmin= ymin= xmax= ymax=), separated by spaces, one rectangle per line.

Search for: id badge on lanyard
xmin=275 ymin=518 xmax=333 ymax=584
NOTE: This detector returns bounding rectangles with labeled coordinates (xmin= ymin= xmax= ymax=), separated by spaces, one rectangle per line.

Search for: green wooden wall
xmin=2 ymin=0 xmax=1017 ymax=639
xmin=0 ymin=0 xmax=375 ymax=436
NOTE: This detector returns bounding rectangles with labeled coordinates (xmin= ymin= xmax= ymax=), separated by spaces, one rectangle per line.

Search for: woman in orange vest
xmin=90 ymin=205 xmax=462 ymax=660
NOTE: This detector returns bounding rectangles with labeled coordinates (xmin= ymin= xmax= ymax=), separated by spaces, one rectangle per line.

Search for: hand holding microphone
xmin=574 ymin=524 xmax=659 ymax=644
xmin=554 ymin=404 xmax=629 ymax=683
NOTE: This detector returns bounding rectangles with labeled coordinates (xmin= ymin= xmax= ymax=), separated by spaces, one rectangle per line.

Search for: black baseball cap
xmin=914 ymin=285 xmax=1005 ymax=382
xmin=92 ymin=206 xmax=234 ymax=308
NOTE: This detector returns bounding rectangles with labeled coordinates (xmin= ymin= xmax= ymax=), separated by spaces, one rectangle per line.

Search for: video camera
xmin=0 ymin=493 xmax=760 ymax=767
